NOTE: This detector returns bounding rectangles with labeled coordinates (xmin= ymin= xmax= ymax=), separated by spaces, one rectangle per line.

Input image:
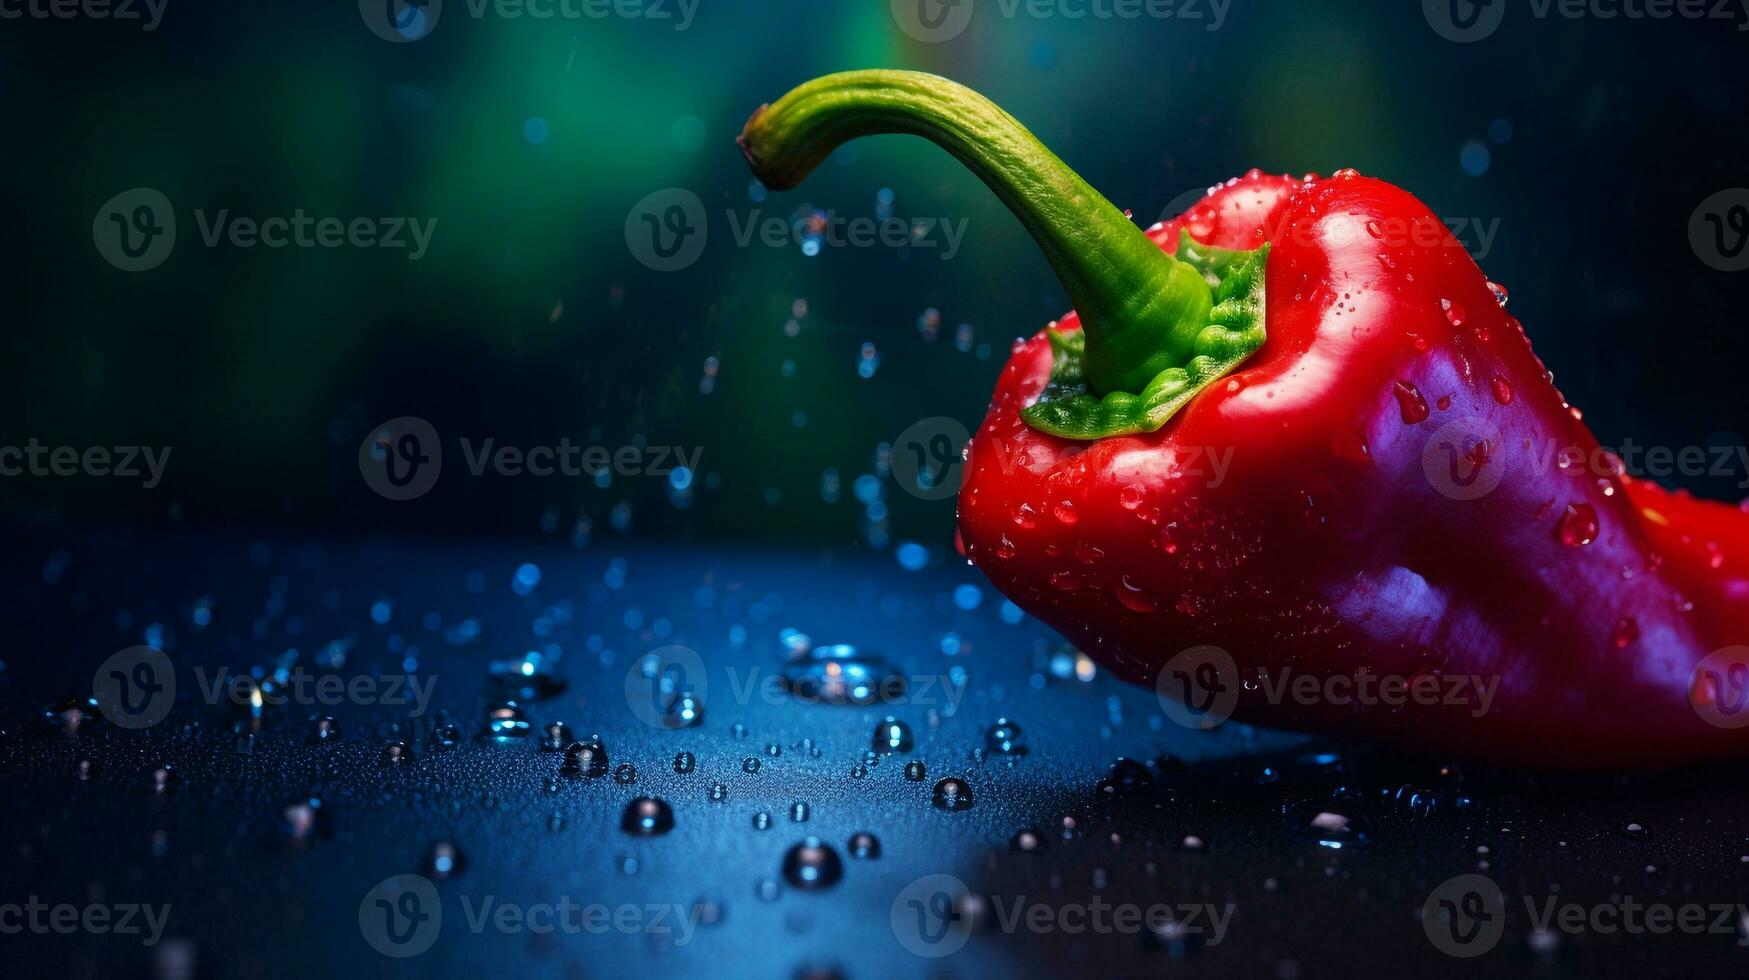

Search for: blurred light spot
xmin=1459 ymin=141 xmax=1490 ymax=177
xmin=523 ymin=117 xmax=550 ymax=146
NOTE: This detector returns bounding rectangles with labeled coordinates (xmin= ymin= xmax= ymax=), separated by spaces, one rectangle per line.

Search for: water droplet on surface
xmin=848 ymin=831 xmax=881 ymax=858
xmin=1115 ymin=575 xmax=1158 ymax=613
xmin=42 ymin=696 xmax=103 ymax=735
xmin=1490 ymin=377 xmax=1513 ymax=405
xmin=1487 ymin=281 xmax=1510 ymax=307
xmin=790 ymin=801 xmax=811 ymax=822
xmin=1440 ymin=298 xmax=1466 ymax=327
xmin=742 ymin=756 xmax=762 ymax=774
xmin=709 ymin=782 xmax=730 ymax=802
xmin=931 ymin=777 xmax=975 ymax=811
xmin=673 ymin=751 xmax=696 ymax=774
xmin=1617 ymin=820 xmax=1651 ymax=842
xmin=613 ymin=763 xmax=638 ymax=784
xmin=849 ymin=764 xmax=868 ymax=779
xmin=380 ymin=741 xmax=414 ymax=767
xmin=781 ymin=643 xmax=906 ymax=707
xmin=539 ymin=721 xmax=574 ymax=752
xmin=872 ymin=717 xmax=913 ymax=754
xmin=1557 ymin=503 xmax=1599 ymax=546
xmin=1011 ymin=828 xmax=1047 ymax=854
xmin=482 ymin=701 xmax=532 ymax=741
xmin=1096 ymin=758 xmax=1155 ymax=798
xmin=1391 ymin=380 xmax=1430 ymax=424
xmin=622 ymin=797 xmax=675 ymax=836
xmin=307 ymin=717 xmax=342 ymax=745
xmin=1286 ymin=804 xmax=1372 ymax=848
xmin=562 ymin=739 xmax=609 ymax=778
xmin=985 ymin=718 xmax=1027 ymax=755
xmin=427 ymin=722 xmax=463 ymax=750
xmin=781 ymin=837 xmax=844 ymax=889
xmin=753 ymin=811 xmax=772 ymax=830
xmin=904 ymin=761 xmax=927 ymax=781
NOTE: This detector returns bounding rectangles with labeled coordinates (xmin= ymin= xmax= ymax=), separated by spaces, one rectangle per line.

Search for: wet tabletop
xmin=2 ymin=521 xmax=1747 ymax=979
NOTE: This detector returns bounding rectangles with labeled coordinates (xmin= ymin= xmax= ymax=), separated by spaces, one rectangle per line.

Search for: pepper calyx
xmin=1020 ymin=232 xmax=1268 ymax=440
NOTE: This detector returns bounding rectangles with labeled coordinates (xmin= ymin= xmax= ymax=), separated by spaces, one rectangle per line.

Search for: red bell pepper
xmin=738 ymin=71 xmax=1749 ymax=767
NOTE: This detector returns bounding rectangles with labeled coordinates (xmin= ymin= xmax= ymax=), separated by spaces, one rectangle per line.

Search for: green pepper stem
xmin=737 ymin=70 xmax=1212 ymax=395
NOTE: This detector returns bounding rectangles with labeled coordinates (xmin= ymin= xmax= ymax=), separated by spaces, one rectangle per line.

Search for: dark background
xmin=3 ymin=3 xmax=1749 ymax=979
xmin=2 ymin=0 xmax=1747 ymax=543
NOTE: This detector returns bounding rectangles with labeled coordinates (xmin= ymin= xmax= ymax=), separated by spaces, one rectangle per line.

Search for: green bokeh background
xmin=3 ymin=0 xmax=1746 ymax=545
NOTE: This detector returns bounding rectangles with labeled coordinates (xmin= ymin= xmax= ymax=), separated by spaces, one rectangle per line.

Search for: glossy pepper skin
xmin=741 ymin=71 xmax=1749 ymax=768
